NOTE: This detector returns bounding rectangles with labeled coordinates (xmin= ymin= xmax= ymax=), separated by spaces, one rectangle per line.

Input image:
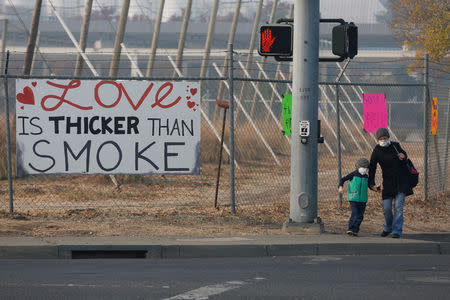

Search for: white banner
xmin=15 ymin=79 xmax=201 ymax=175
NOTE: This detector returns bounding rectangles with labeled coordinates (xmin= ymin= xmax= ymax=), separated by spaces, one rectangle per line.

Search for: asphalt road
xmin=0 ymin=255 xmax=449 ymax=299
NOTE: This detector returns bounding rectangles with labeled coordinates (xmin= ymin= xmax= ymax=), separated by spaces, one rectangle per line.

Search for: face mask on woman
xmin=358 ymin=167 xmax=368 ymax=175
xmin=378 ymin=139 xmax=391 ymax=147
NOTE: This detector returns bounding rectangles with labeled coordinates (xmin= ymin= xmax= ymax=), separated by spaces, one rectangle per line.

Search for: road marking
xmin=175 ymin=237 xmax=253 ymax=242
xmin=162 ymin=280 xmax=247 ymax=300
xmin=407 ymin=276 xmax=450 ymax=284
xmin=303 ymin=256 xmax=343 ymax=265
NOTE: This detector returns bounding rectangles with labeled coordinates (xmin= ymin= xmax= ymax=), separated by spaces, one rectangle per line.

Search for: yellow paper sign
xmin=431 ymin=97 xmax=438 ymax=135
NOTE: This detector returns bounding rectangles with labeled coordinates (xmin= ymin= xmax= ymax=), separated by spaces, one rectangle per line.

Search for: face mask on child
xmin=358 ymin=167 xmax=368 ymax=175
xmin=378 ymin=139 xmax=391 ymax=147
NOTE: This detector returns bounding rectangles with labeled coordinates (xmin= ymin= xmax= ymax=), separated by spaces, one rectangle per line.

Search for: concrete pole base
xmin=282 ymin=217 xmax=324 ymax=234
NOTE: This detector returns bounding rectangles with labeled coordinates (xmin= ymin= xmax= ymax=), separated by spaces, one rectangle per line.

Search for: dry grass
xmin=0 ymin=158 xmax=448 ymax=237
xmin=0 ymin=114 xmax=448 ymax=237
xmin=0 ymin=191 xmax=448 ymax=237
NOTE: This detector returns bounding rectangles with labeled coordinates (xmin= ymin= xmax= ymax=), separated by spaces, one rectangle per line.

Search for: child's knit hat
xmin=355 ymin=158 xmax=370 ymax=169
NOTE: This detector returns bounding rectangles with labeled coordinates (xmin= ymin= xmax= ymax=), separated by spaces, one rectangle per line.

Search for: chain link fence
xmin=0 ymin=51 xmax=448 ymax=216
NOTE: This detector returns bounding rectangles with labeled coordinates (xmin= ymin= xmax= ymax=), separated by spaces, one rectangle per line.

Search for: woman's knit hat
xmin=375 ymin=127 xmax=390 ymax=140
xmin=355 ymin=158 xmax=370 ymax=169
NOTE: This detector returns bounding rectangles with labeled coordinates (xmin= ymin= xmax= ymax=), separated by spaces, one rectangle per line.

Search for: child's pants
xmin=348 ymin=201 xmax=367 ymax=233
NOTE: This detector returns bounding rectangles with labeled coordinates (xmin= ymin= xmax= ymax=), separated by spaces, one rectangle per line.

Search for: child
xmin=338 ymin=158 xmax=370 ymax=236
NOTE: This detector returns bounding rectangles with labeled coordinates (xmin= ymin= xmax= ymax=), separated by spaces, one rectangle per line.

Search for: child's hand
xmin=338 ymin=186 xmax=343 ymax=194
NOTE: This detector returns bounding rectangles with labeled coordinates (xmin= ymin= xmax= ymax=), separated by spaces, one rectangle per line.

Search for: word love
xmin=19 ymin=80 xmax=188 ymax=112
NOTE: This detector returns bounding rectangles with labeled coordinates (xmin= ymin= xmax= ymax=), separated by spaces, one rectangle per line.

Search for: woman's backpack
xmin=393 ymin=144 xmax=419 ymax=188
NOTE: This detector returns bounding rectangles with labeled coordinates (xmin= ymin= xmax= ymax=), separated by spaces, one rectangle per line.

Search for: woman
xmin=368 ymin=127 xmax=413 ymax=238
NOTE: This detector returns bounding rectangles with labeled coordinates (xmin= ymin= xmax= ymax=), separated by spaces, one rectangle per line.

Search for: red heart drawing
xmin=16 ymin=86 xmax=35 ymax=105
xmin=32 ymin=82 xmax=37 ymax=87
xmin=186 ymin=96 xmax=191 ymax=100
xmin=193 ymin=109 xmax=196 ymax=112
xmin=187 ymin=101 xmax=195 ymax=109
xmin=190 ymin=88 xmax=197 ymax=96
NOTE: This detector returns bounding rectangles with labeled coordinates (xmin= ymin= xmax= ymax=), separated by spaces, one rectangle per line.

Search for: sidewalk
xmin=1 ymin=233 xmax=449 ymax=259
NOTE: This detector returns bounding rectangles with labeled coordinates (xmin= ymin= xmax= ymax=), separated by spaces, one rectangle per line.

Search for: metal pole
xmin=250 ymin=0 xmax=278 ymax=117
xmin=388 ymin=102 xmax=391 ymax=128
xmin=74 ymin=0 xmax=93 ymax=76
xmin=200 ymin=0 xmax=219 ymax=93
xmin=423 ymin=54 xmax=429 ymax=201
xmin=290 ymin=0 xmax=319 ymax=223
xmin=146 ymin=0 xmax=165 ymax=77
xmin=23 ymin=0 xmax=43 ymax=75
xmin=173 ymin=0 xmax=193 ymax=77
xmin=228 ymin=43 xmax=236 ymax=214
xmin=107 ymin=0 xmax=130 ymax=188
xmin=109 ymin=0 xmax=130 ymax=77
xmin=336 ymin=83 xmax=342 ymax=207
xmin=0 ymin=19 xmax=7 ymax=73
xmin=3 ymin=51 xmax=13 ymax=212
xmin=214 ymin=104 xmax=228 ymax=208
xmin=216 ymin=0 xmax=241 ymax=105
xmin=30 ymin=31 xmax=40 ymax=75
xmin=238 ymin=0 xmax=263 ymax=104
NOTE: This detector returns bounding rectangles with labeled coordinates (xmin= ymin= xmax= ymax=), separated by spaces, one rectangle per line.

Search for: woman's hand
xmin=338 ymin=186 xmax=343 ymax=195
xmin=371 ymin=185 xmax=383 ymax=193
xmin=397 ymin=153 xmax=405 ymax=160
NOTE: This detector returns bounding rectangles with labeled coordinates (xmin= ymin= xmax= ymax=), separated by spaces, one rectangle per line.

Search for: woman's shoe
xmin=391 ymin=234 xmax=400 ymax=238
xmin=380 ymin=231 xmax=391 ymax=237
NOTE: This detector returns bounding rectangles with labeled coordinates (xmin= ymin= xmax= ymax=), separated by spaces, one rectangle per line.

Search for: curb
xmin=0 ymin=242 xmax=448 ymax=259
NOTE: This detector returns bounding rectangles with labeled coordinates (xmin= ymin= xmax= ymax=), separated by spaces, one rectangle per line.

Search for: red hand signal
xmin=261 ymin=28 xmax=276 ymax=52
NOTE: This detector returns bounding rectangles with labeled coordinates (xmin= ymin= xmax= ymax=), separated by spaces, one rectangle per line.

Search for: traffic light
xmin=332 ymin=22 xmax=358 ymax=59
xmin=258 ymin=24 xmax=293 ymax=57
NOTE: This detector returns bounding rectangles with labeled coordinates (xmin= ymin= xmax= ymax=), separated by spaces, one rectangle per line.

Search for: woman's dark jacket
xmin=368 ymin=141 xmax=413 ymax=199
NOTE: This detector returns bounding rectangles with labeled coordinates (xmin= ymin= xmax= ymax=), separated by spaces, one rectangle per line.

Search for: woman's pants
xmin=382 ymin=193 xmax=406 ymax=236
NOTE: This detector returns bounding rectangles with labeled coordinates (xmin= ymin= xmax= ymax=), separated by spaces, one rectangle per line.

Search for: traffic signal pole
xmin=289 ymin=0 xmax=320 ymax=224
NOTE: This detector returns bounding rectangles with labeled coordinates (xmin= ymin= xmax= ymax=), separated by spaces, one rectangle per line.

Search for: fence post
xmin=3 ymin=51 xmax=13 ymax=212
xmin=423 ymin=54 xmax=429 ymax=201
xmin=336 ymin=83 xmax=343 ymax=207
xmin=228 ymin=43 xmax=236 ymax=214
xmin=443 ymin=88 xmax=450 ymax=193
xmin=334 ymin=59 xmax=351 ymax=207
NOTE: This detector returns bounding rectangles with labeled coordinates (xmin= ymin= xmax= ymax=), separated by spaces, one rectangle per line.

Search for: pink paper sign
xmin=363 ymin=94 xmax=388 ymax=133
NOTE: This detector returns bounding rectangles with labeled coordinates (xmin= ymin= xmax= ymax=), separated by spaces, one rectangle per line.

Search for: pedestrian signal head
xmin=258 ymin=24 xmax=293 ymax=57
xmin=332 ymin=22 xmax=358 ymax=59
